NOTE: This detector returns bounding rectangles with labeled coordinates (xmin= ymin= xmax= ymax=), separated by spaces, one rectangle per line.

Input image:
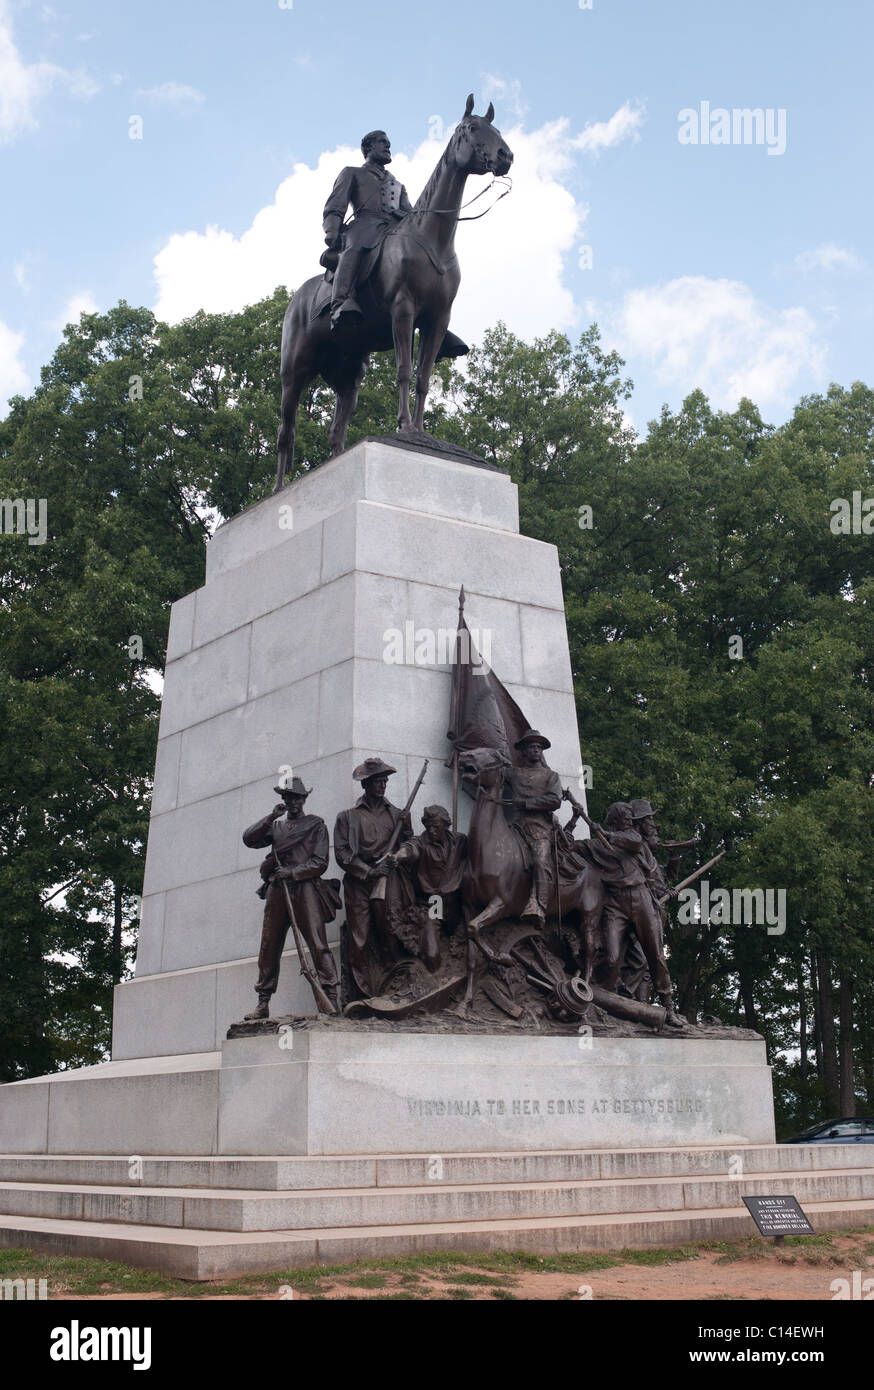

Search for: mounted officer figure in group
xmin=274 ymin=96 xmax=514 ymax=490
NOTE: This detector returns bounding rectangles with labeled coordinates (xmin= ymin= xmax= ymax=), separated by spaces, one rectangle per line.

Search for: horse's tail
xmin=279 ymin=276 xmax=326 ymax=382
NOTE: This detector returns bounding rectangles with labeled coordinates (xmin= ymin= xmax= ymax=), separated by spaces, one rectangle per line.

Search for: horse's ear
xmin=463 ymin=93 xmax=474 ymax=118
xmin=485 ymin=102 xmax=495 ymax=123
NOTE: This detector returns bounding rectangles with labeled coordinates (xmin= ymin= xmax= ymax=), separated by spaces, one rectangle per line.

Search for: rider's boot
xmin=330 ymin=249 xmax=364 ymax=330
xmin=520 ymin=896 xmax=545 ymax=927
xmin=436 ymin=329 xmax=470 ymax=361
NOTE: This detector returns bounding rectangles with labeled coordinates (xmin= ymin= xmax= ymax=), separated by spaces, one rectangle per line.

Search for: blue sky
xmin=2 ymin=0 xmax=872 ymax=432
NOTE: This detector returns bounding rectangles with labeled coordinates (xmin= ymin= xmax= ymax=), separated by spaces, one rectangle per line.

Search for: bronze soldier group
xmin=241 ymin=734 xmax=704 ymax=1032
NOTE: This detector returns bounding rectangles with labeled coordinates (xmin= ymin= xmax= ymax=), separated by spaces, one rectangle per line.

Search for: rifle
xmin=370 ymin=759 xmax=429 ymax=901
xmin=561 ymin=787 xmax=615 ymax=853
xmin=276 ymin=871 xmax=337 ymax=1015
xmin=656 ymin=850 xmax=726 ymax=907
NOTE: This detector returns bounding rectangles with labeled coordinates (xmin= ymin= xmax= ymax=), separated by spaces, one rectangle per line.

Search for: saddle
xmin=312 ymin=236 xmax=389 ymax=323
xmin=312 ymin=218 xmax=457 ymax=325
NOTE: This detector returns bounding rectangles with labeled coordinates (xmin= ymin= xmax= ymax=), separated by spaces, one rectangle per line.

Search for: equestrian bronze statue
xmin=274 ymin=96 xmax=513 ymax=490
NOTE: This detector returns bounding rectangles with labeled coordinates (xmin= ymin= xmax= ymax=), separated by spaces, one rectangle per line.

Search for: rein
xmin=420 ymin=174 xmax=513 ymax=222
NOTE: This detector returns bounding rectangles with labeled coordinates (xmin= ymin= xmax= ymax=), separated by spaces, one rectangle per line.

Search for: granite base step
xmin=2 ymin=1197 xmax=873 ymax=1281
xmin=2 ymin=1167 xmax=874 ymax=1232
xmin=1 ymin=1145 xmax=872 ymax=1278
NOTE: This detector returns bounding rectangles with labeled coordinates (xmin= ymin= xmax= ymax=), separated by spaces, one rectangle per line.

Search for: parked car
xmin=782 ymin=1117 xmax=874 ymax=1144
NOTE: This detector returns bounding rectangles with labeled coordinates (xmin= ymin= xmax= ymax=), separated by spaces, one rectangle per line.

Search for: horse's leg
xmin=468 ymin=895 xmax=515 ymax=964
xmin=412 ymin=316 xmax=449 ymax=432
xmin=391 ymin=298 xmax=415 ymax=432
xmin=327 ymin=356 xmax=367 ymax=457
xmin=275 ymin=356 xmax=312 ymax=493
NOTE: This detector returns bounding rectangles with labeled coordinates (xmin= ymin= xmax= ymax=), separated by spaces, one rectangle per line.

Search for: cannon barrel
xmin=589 ymin=985 xmax=667 ymax=1031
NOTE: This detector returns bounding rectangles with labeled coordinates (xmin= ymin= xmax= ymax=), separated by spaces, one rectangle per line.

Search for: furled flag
xmin=445 ymin=586 xmax=532 ymax=767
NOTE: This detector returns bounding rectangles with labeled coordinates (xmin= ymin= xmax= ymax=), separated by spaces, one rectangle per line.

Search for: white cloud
xmin=13 ymin=259 xmax=30 ymax=291
xmin=608 ymin=275 xmax=825 ymax=409
xmin=0 ymin=0 xmax=99 ymax=142
xmin=0 ymin=319 xmax=29 ymax=414
xmin=481 ymin=73 xmax=528 ymax=120
xmin=573 ymin=100 xmax=646 ymax=155
xmin=138 ymin=81 xmax=205 ymax=109
xmin=54 ymin=291 xmax=98 ymax=334
xmin=153 ymin=117 xmax=594 ymax=341
xmin=794 ymin=243 xmax=864 ymax=273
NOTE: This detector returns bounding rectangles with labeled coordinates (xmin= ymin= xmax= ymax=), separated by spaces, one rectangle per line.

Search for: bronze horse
xmin=460 ymin=747 xmax=605 ymax=985
xmin=274 ymin=96 xmax=514 ymax=491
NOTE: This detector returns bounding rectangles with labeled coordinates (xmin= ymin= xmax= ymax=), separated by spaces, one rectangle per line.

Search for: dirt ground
xmin=57 ymin=1231 xmax=874 ymax=1301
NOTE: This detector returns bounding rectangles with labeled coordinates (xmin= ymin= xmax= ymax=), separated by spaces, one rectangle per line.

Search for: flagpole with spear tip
xmin=451 ymin=585 xmax=465 ymax=833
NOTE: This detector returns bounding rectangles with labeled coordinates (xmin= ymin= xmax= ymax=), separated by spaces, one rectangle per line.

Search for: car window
xmin=862 ymin=1120 xmax=874 ymax=1135
xmin=825 ymin=1121 xmax=864 ymax=1136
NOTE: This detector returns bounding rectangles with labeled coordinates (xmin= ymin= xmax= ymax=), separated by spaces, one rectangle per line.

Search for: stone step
xmin=2 ymin=1196 xmax=873 ymax=1280
xmin=3 ymin=1167 xmax=874 ymax=1232
xmin=2 ymin=1143 xmax=871 ymax=1191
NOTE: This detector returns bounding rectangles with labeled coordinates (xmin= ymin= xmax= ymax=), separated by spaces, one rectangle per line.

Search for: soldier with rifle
xmin=620 ymin=798 xmax=696 ymax=1003
xmin=242 ymin=773 xmax=342 ymax=1018
xmin=568 ymin=799 xmax=688 ymax=1027
xmin=334 ymin=757 xmax=422 ymax=999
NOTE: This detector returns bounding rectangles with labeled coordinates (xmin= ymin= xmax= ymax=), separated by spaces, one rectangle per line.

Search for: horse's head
xmin=461 ymin=745 xmax=511 ymax=790
xmin=452 ymin=93 xmax=514 ymax=177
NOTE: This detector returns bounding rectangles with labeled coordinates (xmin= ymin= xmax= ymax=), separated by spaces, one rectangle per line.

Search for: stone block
xmin=140 ymin=786 xmax=242 ymax=897
xmin=166 ymin=591 xmax=196 ymax=662
xmin=195 ymin=520 xmax=323 ymax=650
xmin=216 ymin=1031 xmax=775 ymax=1155
xmin=150 ymin=732 xmax=181 ymax=816
xmin=132 ymin=893 xmax=164 ymax=976
xmin=158 ymin=626 xmax=251 ymax=740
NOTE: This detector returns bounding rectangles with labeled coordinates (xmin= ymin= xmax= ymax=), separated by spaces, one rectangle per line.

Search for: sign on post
xmin=742 ymin=1194 xmax=815 ymax=1240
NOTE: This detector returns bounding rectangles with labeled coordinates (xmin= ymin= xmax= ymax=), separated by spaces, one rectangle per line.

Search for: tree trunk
xmin=811 ymin=952 xmax=823 ymax=1077
xmin=798 ymin=957 xmax=808 ymax=1084
xmin=838 ymin=973 xmax=855 ymax=1117
xmin=861 ymin=991 xmax=874 ymax=1112
xmin=112 ymin=882 xmax=123 ymax=984
xmin=815 ymin=948 xmax=840 ymax=1114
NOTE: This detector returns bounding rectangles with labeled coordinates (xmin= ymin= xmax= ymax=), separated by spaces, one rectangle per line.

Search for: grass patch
xmin=440 ymin=1272 xmax=517 ymax=1288
xmin=338 ymin=1272 xmax=388 ymax=1289
xmin=3 ymin=1224 xmax=873 ymax=1298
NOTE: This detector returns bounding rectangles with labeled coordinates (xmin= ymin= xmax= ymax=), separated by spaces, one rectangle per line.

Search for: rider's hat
xmin=630 ymin=798 xmax=658 ymax=820
xmin=514 ymin=728 xmax=551 ymax=750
